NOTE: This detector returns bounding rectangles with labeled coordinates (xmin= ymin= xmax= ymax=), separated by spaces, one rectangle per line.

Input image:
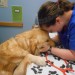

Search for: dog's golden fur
xmin=0 ymin=26 xmax=55 ymax=75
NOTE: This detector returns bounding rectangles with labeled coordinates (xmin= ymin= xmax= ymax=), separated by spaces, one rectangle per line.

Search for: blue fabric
xmin=58 ymin=6 xmax=75 ymax=50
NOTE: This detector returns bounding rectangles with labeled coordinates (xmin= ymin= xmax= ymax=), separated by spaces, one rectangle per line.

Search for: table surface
xmin=26 ymin=54 xmax=75 ymax=75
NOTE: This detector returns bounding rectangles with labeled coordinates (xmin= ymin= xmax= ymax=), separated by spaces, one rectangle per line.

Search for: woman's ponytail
xmin=58 ymin=0 xmax=74 ymax=11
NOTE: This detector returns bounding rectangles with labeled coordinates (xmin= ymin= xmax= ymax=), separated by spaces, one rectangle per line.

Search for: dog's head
xmin=30 ymin=25 xmax=55 ymax=55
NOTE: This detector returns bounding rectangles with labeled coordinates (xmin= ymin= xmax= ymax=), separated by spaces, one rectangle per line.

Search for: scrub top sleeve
xmin=69 ymin=24 xmax=75 ymax=50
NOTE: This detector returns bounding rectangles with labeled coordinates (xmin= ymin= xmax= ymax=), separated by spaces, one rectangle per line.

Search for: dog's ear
xmin=29 ymin=39 xmax=38 ymax=55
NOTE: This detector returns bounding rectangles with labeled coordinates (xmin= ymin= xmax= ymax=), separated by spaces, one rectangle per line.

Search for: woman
xmin=38 ymin=0 xmax=75 ymax=61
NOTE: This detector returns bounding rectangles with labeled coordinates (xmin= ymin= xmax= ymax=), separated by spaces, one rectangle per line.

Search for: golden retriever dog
xmin=0 ymin=25 xmax=55 ymax=75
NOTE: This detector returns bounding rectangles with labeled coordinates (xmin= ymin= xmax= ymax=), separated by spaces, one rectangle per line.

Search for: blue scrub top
xmin=58 ymin=5 xmax=75 ymax=50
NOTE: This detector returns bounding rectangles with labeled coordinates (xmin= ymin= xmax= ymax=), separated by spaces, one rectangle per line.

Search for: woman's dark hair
xmin=38 ymin=0 xmax=74 ymax=27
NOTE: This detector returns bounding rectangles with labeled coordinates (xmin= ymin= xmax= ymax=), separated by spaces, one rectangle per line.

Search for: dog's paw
xmin=28 ymin=54 xmax=46 ymax=66
xmin=34 ymin=56 xmax=46 ymax=66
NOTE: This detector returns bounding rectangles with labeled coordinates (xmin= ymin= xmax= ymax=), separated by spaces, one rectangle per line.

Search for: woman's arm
xmin=51 ymin=47 xmax=75 ymax=61
xmin=40 ymin=44 xmax=75 ymax=61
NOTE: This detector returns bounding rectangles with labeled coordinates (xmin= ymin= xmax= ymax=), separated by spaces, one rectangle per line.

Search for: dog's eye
xmin=40 ymin=46 xmax=44 ymax=49
xmin=46 ymin=40 xmax=49 ymax=42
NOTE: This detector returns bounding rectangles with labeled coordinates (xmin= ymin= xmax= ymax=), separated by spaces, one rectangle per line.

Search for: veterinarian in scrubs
xmin=38 ymin=0 xmax=75 ymax=61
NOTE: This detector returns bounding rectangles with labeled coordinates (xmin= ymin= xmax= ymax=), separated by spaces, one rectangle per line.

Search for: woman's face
xmin=41 ymin=17 xmax=66 ymax=32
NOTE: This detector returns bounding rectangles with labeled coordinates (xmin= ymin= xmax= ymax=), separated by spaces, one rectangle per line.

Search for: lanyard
xmin=46 ymin=53 xmax=75 ymax=75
